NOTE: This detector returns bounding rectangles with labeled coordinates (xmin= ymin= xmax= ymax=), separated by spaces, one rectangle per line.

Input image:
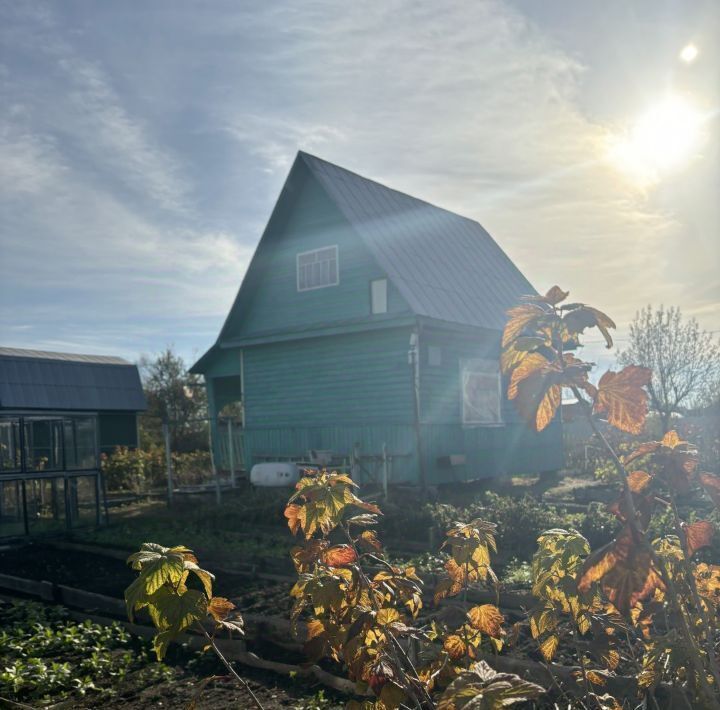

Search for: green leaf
xmin=152 ymin=630 xmax=175 ymax=661
xmin=126 ymin=543 xmax=187 ymax=596
xmin=184 ymin=560 xmax=215 ymax=599
xmin=146 ymin=587 xmax=208 ymax=633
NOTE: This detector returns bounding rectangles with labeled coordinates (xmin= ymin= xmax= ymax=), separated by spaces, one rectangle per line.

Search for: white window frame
xmin=370 ymin=278 xmax=388 ymax=314
xmin=460 ymin=358 xmax=503 ymax=426
xmin=296 ymin=245 xmax=339 ymax=292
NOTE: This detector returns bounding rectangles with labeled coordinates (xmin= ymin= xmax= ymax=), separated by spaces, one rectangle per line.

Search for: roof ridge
xmin=0 ymin=346 xmax=131 ymax=365
xmin=298 ymin=151 xmax=482 ymax=229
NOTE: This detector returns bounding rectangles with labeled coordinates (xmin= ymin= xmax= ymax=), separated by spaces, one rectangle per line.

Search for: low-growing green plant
xmin=0 ymin=600 xmax=171 ymax=705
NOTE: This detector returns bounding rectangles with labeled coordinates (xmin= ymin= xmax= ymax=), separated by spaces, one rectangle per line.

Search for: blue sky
xmin=1 ymin=0 xmax=718 ymax=373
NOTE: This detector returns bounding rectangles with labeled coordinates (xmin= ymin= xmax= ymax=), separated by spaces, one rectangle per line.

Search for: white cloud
xmin=0 ymin=0 xmax=717 ymax=365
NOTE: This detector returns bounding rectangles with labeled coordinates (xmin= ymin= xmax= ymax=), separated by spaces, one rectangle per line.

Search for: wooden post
xmin=381 ymin=443 xmax=388 ymax=500
xmin=21 ymin=479 xmax=29 ymax=536
xmin=208 ymin=418 xmax=222 ymax=505
xmin=163 ymin=420 xmax=173 ymax=507
xmin=351 ymin=442 xmax=360 ymax=483
xmin=228 ymin=419 xmax=236 ymax=488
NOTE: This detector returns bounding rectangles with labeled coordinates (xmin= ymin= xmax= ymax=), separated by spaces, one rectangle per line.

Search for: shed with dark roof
xmin=0 ymin=347 xmax=146 ymax=460
xmin=192 ymin=152 xmax=562 ymax=485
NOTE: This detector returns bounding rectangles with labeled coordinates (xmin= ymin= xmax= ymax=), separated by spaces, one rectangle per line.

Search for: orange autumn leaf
xmin=684 ymin=521 xmax=714 ymax=557
xmin=627 ymin=471 xmax=652 ymax=493
xmin=525 ymin=285 xmax=569 ymax=305
xmin=323 ymin=544 xmax=358 ymax=567
xmin=208 ymin=596 xmax=235 ymax=621
xmin=607 ymin=492 xmax=654 ymax=531
xmin=502 ymin=304 xmax=545 ymax=348
xmin=578 ymin=526 xmax=665 ymax=615
xmin=467 ymin=604 xmax=504 ymax=638
xmin=507 ymin=353 xmax=549 ymax=400
xmin=284 ymin=503 xmax=305 ymax=536
xmin=291 ymin=539 xmax=329 ymax=572
xmin=511 ymin=359 xmax=563 ymax=432
xmin=563 ymin=306 xmax=616 ymax=348
xmin=699 ymin=473 xmax=720 ymax=509
xmin=357 ymin=530 xmax=383 ymax=553
xmin=594 ymin=366 xmax=651 ymax=434
xmin=443 ymin=634 xmax=467 ymax=660
xmin=661 ymin=430 xmax=682 ymax=449
xmin=542 ymin=285 xmax=569 ymax=305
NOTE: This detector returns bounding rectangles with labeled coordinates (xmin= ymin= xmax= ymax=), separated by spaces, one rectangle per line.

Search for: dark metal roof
xmin=0 ymin=348 xmax=146 ymax=412
xmin=300 ymin=152 xmax=537 ymax=331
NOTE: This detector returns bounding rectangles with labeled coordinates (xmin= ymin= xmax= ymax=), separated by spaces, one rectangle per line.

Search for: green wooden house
xmin=192 ymin=152 xmax=563 ymax=485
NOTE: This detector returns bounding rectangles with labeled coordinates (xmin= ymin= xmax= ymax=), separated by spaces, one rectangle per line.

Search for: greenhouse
xmin=0 ymin=347 xmax=146 ymax=537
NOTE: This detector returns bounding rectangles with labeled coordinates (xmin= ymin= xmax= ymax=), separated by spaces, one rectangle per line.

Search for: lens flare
xmin=608 ymin=95 xmax=703 ymax=186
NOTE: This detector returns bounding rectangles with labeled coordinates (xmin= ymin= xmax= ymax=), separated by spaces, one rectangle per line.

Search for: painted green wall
xmin=243 ymin=327 xmax=414 ymax=427
xmin=222 ymin=164 xmax=410 ymax=341
xmin=208 ymin=324 xmax=563 ymax=484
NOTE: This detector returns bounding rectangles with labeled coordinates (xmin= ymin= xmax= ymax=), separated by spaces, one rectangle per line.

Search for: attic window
xmin=297 ymin=246 xmax=339 ymax=291
xmin=370 ymin=278 xmax=388 ymax=314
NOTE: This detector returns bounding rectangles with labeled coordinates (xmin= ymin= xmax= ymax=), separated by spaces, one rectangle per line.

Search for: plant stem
xmin=570 ymin=387 xmax=720 ymax=709
xmin=341 ymin=523 xmax=433 ymax=709
xmin=668 ymin=495 xmax=720 ymax=691
xmin=571 ymin=627 xmax=594 ymax=706
xmin=195 ymin=624 xmax=264 ymax=710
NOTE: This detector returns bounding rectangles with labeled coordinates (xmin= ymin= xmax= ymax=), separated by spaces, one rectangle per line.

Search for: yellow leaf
xmin=502 ymin=304 xmax=545 ymax=347
xmin=467 ymin=604 xmax=504 ymax=638
xmin=305 ymin=618 xmax=325 ymax=641
xmin=539 ymin=633 xmax=559 ymax=661
xmin=376 ymin=608 xmax=401 ymax=626
xmin=443 ymin=634 xmax=467 ymax=660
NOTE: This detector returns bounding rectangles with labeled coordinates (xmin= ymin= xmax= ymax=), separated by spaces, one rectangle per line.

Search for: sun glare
xmin=608 ymin=95 xmax=703 ymax=186
xmin=679 ymin=43 xmax=698 ymax=63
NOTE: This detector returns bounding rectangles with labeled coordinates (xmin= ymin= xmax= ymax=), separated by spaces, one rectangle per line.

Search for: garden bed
xmin=0 ymin=598 xmax=344 ymax=709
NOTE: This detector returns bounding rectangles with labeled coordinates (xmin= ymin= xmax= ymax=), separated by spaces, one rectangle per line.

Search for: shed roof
xmin=300 ymin=152 xmax=536 ymax=331
xmin=0 ymin=347 xmax=146 ymax=412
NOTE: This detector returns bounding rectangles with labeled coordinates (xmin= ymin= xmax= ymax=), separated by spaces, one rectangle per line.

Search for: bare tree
xmin=139 ymin=347 xmax=208 ymax=451
xmin=617 ymin=305 xmax=720 ymax=432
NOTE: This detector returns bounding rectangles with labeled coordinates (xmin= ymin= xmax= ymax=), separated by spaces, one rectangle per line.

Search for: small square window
xmin=370 ymin=278 xmax=388 ymax=314
xmin=297 ymin=246 xmax=339 ymax=291
xmin=428 ymin=345 xmax=442 ymax=367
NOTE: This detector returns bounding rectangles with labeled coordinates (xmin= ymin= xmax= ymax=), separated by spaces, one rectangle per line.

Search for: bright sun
xmin=608 ymin=95 xmax=703 ymax=185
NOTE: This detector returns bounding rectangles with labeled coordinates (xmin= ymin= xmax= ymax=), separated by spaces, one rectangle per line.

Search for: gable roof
xmin=0 ymin=347 xmax=146 ymax=412
xmin=193 ymin=152 xmax=537 ymax=372
xmin=300 ymin=152 xmax=536 ymax=331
